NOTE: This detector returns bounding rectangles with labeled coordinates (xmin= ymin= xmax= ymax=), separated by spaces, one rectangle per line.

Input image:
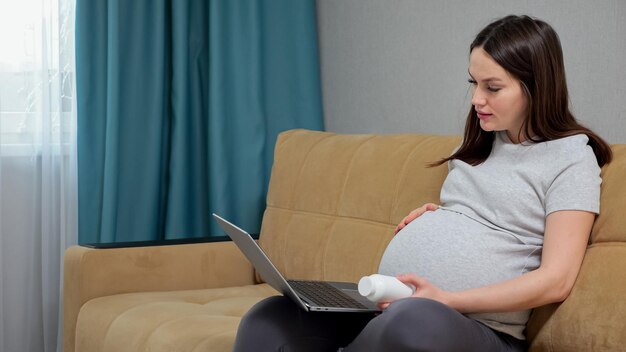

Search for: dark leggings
xmin=233 ymin=296 xmax=526 ymax=352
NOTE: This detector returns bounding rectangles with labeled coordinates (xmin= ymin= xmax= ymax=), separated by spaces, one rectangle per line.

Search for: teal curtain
xmin=76 ymin=0 xmax=324 ymax=244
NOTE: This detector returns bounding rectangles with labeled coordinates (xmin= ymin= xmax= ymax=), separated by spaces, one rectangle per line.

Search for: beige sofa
xmin=64 ymin=129 xmax=626 ymax=352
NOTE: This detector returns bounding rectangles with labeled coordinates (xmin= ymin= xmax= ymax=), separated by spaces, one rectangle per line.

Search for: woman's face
xmin=468 ymin=46 xmax=529 ymax=143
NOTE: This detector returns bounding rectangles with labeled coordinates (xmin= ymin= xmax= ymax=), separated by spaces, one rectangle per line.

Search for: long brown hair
xmin=436 ymin=15 xmax=612 ymax=167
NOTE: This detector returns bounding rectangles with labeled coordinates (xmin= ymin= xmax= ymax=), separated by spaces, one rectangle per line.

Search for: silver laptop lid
xmin=212 ymin=213 xmax=309 ymax=311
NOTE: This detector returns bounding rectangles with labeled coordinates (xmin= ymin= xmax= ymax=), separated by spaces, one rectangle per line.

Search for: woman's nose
xmin=471 ymin=89 xmax=486 ymax=107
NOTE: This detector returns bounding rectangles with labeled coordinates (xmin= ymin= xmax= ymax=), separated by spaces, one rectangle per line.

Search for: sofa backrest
xmin=260 ymin=130 xmax=626 ymax=280
xmin=590 ymin=143 xmax=626 ymax=243
xmin=258 ymin=129 xmax=460 ymax=282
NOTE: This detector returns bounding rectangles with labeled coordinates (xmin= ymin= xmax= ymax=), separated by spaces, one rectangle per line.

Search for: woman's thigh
xmin=233 ymin=296 xmax=375 ymax=352
xmin=344 ymin=298 xmax=526 ymax=352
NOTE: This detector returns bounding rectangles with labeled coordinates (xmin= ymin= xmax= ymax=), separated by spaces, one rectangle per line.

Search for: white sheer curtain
xmin=0 ymin=0 xmax=77 ymax=351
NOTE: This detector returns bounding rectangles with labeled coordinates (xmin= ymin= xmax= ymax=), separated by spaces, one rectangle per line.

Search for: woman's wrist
xmin=443 ymin=290 xmax=474 ymax=313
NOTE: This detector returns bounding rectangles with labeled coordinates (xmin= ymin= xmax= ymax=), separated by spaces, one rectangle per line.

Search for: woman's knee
xmin=348 ymin=298 xmax=518 ymax=352
xmin=241 ymin=295 xmax=294 ymax=320
xmin=234 ymin=296 xmax=297 ymax=351
xmin=376 ymin=298 xmax=464 ymax=351
xmin=236 ymin=295 xmax=368 ymax=352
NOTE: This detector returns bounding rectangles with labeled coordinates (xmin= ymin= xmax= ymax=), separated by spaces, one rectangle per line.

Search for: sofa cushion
xmin=75 ymin=284 xmax=278 ymax=352
xmin=259 ymin=130 xmax=460 ymax=283
xmin=527 ymin=244 xmax=626 ymax=351
xmin=590 ymin=144 xmax=626 ymax=243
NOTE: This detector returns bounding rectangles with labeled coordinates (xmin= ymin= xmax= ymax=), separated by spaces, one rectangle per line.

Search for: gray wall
xmin=317 ymin=0 xmax=626 ymax=143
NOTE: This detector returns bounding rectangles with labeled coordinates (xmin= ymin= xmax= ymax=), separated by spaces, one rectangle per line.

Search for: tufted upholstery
xmin=75 ymin=284 xmax=277 ymax=352
xmin=65 ymin=130 xmax=626 ymax=352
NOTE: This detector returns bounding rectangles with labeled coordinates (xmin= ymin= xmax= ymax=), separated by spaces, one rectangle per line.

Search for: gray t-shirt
xmin=378 ymin=132 xmax=602 ymax=340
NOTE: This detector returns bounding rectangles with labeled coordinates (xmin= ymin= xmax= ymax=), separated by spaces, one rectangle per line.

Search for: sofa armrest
xmin=63 ymin=240 xmax=254 ymax=352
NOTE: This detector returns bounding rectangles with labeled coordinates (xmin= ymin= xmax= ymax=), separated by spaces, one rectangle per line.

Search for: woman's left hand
xmin=377 ymin=273 xmax=451 ymax=309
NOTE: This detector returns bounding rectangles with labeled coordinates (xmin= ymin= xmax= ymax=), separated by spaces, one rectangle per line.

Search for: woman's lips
xmin=476 ymin=111 xmax=492 ymax=120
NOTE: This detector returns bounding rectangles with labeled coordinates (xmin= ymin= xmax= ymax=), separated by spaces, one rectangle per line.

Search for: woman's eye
xmin=468 ymin=78 xmax=500 ymax=92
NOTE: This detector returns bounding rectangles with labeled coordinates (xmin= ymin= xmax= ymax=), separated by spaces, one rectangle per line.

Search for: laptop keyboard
xmin=287 ymin=280 xmax=368 ymax=309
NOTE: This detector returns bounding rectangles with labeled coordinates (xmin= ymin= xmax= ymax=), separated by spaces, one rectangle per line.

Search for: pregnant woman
xmin=233 ymin=14 xmax=613 ymax=352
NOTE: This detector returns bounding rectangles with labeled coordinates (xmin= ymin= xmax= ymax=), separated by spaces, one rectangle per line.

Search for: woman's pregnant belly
xmin=378 ymin=208 xmax=541 ymax=292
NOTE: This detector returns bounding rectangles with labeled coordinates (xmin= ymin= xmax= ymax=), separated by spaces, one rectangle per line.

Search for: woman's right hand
xmin=394 ymin=203 xmax=439 ymax=234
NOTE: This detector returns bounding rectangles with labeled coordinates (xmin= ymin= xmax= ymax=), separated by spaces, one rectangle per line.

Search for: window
xmin=0 ymin=0 xmax=74 ymax=155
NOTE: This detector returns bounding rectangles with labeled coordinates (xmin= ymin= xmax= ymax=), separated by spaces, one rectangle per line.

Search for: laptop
xmin=213 ymin=214 xmax=380 ymax=313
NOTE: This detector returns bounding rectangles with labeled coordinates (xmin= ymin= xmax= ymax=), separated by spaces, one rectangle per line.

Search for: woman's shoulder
xmin=542 ymin=134 xmax=598 ymax=167
xmin=544 ymin=133 xmax=589 ymax=148
xmin=543 ymin=134 xmax=591 ymax=153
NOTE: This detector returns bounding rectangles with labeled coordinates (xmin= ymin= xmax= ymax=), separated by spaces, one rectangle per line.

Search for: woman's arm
xmin=386 ymin=210 xmax=595 ymax=312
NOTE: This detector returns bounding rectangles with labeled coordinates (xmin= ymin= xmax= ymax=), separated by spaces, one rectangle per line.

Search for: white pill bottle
xmin=358 ymin=274 xmax=414 ymax=303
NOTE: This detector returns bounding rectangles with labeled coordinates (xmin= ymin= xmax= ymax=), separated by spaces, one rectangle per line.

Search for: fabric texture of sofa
xmin=64 ymin=129 xmax=626 ymax=351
